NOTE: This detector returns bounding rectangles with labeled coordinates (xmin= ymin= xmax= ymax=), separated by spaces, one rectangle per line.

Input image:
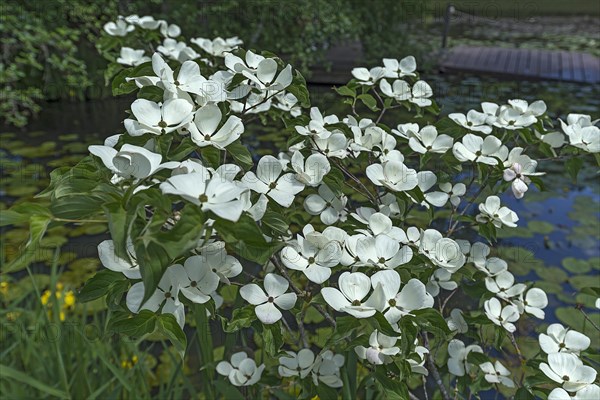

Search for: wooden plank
xmin=437 ymin=45 xmax=598 ymax=83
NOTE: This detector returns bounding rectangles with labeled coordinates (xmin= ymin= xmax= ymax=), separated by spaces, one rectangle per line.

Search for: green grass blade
xmin=0 ymin=364 xmax=70 ymax=399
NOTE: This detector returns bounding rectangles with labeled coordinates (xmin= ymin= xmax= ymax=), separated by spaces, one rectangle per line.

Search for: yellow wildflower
xmin=41 ymin=290 xmax=51 ymax=305
xmin=64 ymin=291 xmax=76 ymax=308
xmin=0 ymin=281 xmax=8 ymax=296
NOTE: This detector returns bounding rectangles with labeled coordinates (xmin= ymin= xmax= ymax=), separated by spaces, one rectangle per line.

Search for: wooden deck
xmin=439 ymin=46 xmax=600 ymax=84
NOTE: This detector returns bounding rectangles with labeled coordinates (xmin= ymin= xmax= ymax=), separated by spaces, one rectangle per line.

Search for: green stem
xmin=193 ymin=304 xmax=214 ymax=399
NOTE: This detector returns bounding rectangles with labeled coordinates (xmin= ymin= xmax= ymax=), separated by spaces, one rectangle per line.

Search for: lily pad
xmin=562 ymin=257 xmax=592 ymax=274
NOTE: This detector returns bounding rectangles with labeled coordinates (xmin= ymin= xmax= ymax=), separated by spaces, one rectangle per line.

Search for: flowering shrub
xmin=4 ymin=14 xmax=599 ymax=399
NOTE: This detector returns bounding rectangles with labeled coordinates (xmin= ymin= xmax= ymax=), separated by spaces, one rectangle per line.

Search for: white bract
xmin=503 ymin=147 xmax=544 ymax=199
xmin=452 ymin=134 xmax=508 ymax=165
xmin=189 ymin=104 xmax=243 ymax=149
xmin=449 ymin=110 xmax=492 ymax=134
xmin=366 ymin=161 xmax=418 ymax=192
xmin=484 ymin=297 xmax=520 ymax=332
xmin=351 ymin=67 xmax=385 ymax=86
xmin=117 ymin=47 xmax=150 ymax=66
xmin=321 ymin=272 xmax=382 ymax=318
xmin=97 ymin=240 xmax=140 ymax=279
xmin=126 ymin=266 xmax=185 ymax=327
xmin=479 ymin=361 xmax=514 ymax=387
xmin=160 ymin=170 xmax=247 ymax=221
xmin=370 ymin=270 xmax=433 ymax=323
xmin=447 ymin=339 xmax=483 ymax=377
xmin=216 ymin=352 xmax=265 ymax=386
xmin=355 ymin=329 xmax=400 ymax=365
xmin=278 ymin=349 xmax=315 ymax=378
xmin=304 ymin=184 xmax=348 ymax=225
xmin=291 ymin=151 xmax=331 ymax=186
xmin=311 ymin=351 xmax=345 ymax=388
xmin=476 ymin=196 xmax=519 ymax=228
xmin=407 ymin=125 xmax=453 ymax=154
xmin=540 ymin=353 xmax=597 ymax=392
xmin=242 ymin=155 xmax=304 ymax=207
xmin=124 ymin=98 xmax=194 ymax=136
xmin=539 ymin=324 xmax=591 ymax=355
xmin=382 ymin=56 xmax=417 ymax=78
xmin=239 ymin=273 xmax=297 ymax=324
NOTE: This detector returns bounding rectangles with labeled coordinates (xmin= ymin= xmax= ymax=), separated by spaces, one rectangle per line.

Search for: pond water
xmin=1 ymin=72 xmax=598 ymax=395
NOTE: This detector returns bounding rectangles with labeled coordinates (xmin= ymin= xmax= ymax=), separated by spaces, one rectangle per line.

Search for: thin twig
xmin=509 ymin=332 xmax=524 ymax=363
xmin=271 ymin=256 xmax=337 ymax=328
xmin=576 ymin=304 xmax=600 ymax=332
xmin=423 ymin=333 xmax=451 ymax=400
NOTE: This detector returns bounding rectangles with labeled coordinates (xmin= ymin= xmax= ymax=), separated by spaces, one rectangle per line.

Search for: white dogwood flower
xmin=439 ymin=182 xmax=466 ymax=207
xmin=189 ymin=104 xmax=243 ymax=149
xmin=117 ymin=47 xmax=150 ymax=66
xmin=240 ymin=273 xmax=297 ymax=324
xmin=447 ymin=339 xmax=483 ymax=377
xmin=419 ymin=229 xmax=465 ymax=273
xmin=321 ymin=272 xmax=383 ymax=318
xmin=216 ymin=352 xmax=265 ymax=386
xmin=503 ymin=147 xmax=544 ymax=199
xmin=89 ymin=143 xmax=168 ymax=180
xmin=539 ymin=324 xmax=591 ymax=355
xmin=476 ymin=196 xmax=519 ymax=228
xmin=312 ymin=132 xmax=348 ymax=158
xmin=352 ymin=66 xmax=386 ymax=86
xmin=124 ymin=98 xmax=194 ymax=136
xmin=560 ymin=113 xmax=600 ymax=153
xmin=449 ymin=110 xmax=492 ymax=134
xmin=479 ymin=361 xmax=514 ymax=387
xmin=311 ymin=351 xmax=344 ymax=388
xmin=446 ymin=308 xmax=468 ymax=333
xmin=126 ymin=266 xmax=185 ymax=327
xmin=291 ymin=151 xmax=331 ymax=186
xmin=379 ymin=79 xmax=410 ymax=101
xmin=408 ymin=125 xmax=453 ymax=154
xmin=410 ymin=80 xmax=433 ymax=107
xmin=426 ymin=268 xmax=458 ymax=297
xmin=366 ymin=160 xmax=418 ymax=192
xmin=191 ymin=36 xmax=243 ymax=57
xmin=355 ymin=329 xmax=400 ymax=365
xmin=280 ymin=226 xmax=342 ymax=284
xmin=356 ymin=235 xmax=413 ymax=269
xmin=540 ymin=353 xmax=597 ymax=392
xmin=97 ymin=240 xmax=140 ymax=279
xmin=452 ymin=134 xmax=508 ymax=165
xmin=484 ymin=271 xmax=526 ymax=300
xmin=549 ymin=385 xmax=600 ymax=400
xmin=370 ymin=270 xmax=433 ymax=323
xmin=295 ymin=107 xmax=340 ymax=139
xmin=383 ymin=56 xmax=417 ymax=78
xmin=304 ymin=184 xmax=348 ymax=225
xmin=104 ymin=19 xmax=134 ymax=36
xmin=171 ymin=255 xmax=220 ymax=304
xmin=514 ymin=287 xmax=548 ymax=319
xmin=484 ymin=297 xmax=520 ymax=332
xmin=242 ymin=155 xmax=304 ymax=207
xmin=160 ymin=170 xmax=247 ymax=221
xmin=278 ymin=349 xmax=315 ymax=378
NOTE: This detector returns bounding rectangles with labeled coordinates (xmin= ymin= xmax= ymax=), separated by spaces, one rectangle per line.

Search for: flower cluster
xmin=69 ymin=15 xmax=600 ymax=398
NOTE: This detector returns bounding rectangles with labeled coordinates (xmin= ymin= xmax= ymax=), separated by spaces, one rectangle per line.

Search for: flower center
xmin=174 ymin=80 xmax=180 ymax=86
xmin=562 ymin=375 xmax=570 ymax=381
xmin=190 ymin=281 xmax=197 ymax=287
xmin=199 ymin=194 xmax=209 ymax=203
xmin=378 ymin=257 xmax=386 ymax=264
xmin=268 ymin=296 xmax=275 ymax=303
xmin=388 ymin=299 xmax=396 ymax=307
xmin=308 ymin=257 xmax=315 ymax=264
xmin=269 ymin=182 xmax=277 ymax=190
xmin=158 ymin=120 xmax=168 ymax=128
xmin=164 ymin=292 xmax=172 ymax=299
xmin=351 ymin=300 xmax=361 ymax=306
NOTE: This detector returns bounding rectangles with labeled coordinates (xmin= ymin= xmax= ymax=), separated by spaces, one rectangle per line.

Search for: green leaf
xmin=412 ymin=308 xmax=451 ymax=338
xmin=0 ymin=202 xmax=52 ymax=226
xmin=227 ymin=140 xmax=254 ymax=170
xmin=286 ymin=70 xmax=310 ymax=108
xmin=138 ymin=85 xmax=164 ymax=102
xmin=78 ymin=270 xmax=127 ymax=303
xmin=109 ymin=310 xmax=158 ymax=337
xmin=262 ymin=211 xmax=289 ymax=235
xmin=50 ymin=194 xmax=105 ymax=220
xmin=223 ymin=305 xmax=256 ymax=332
xmin=335 ymin=85 xmax=356 ymax=98
xmin=514 ymin=387 xmax=535 ymax=400
xmin=201 ymin=146 xmax=221 ymax=169
xmin=157 ymin=313 xmax=188 ymax=359
xmin=102 ymin=202 xmax=130 ymax=261
xmin=565 ymin=157 xmax=584 ymax=183
xmin=215 ymin=214 xmax=283 ymax=264
xmin=0 ymin=364 xmax=69 ymax=399
xmin=261 ymin=322 xmax=284 ymax=356
xmin=357 ymin=94 xmax=379 ymax=111
xmin=112 ymin=62 xmax=153 ymax=96
xmin=214 ymin=381 xmax=244 ymax=400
